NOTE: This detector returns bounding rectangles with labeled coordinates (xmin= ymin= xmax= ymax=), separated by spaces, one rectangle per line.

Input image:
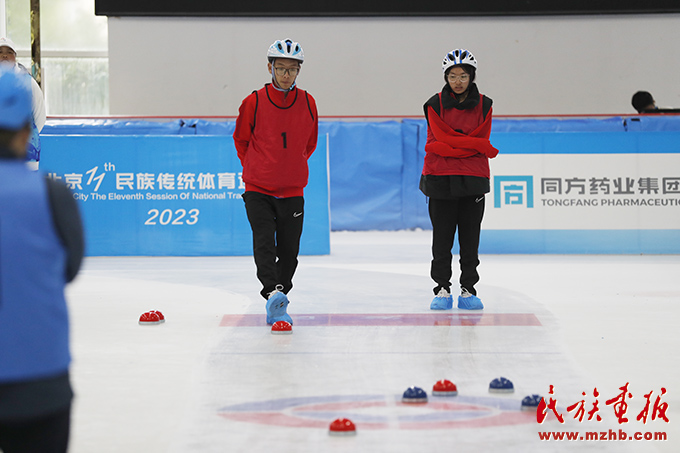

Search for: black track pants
xmin=428 ymin=195 xmax=485 ymax=296
xmin=243 ymin=191 xmax=304 ymax=299
xmin=0 ymin=406 xmax=71 ymax=453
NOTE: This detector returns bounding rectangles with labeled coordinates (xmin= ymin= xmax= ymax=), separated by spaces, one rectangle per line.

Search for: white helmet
xmin=267 ymin=39 xmax=304 ymax=63
xmin=442 ymin=49 xmax=477 ymax=73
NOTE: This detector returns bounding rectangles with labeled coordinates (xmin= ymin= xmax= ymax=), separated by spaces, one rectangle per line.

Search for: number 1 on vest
xmin=281 ymin=132 xmax=287 ymax=149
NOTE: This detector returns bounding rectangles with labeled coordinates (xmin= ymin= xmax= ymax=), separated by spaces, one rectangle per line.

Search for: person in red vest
xmin=420 ymin=49 xmax=499 ymax=311
xmin=233 ymin=39 xmax=318 ymax=326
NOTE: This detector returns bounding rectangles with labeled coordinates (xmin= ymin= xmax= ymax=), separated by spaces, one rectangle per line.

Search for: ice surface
xmin=65 ymin=231 xmax=679 ymax=452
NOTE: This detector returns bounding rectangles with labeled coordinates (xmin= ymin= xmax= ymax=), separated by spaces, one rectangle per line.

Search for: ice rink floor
xmin=65 ymin=231 xmax=679 ymax=452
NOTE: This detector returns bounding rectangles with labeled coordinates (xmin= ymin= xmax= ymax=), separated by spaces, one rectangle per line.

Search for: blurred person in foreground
xmin=0 ymin=65 xmax=84 ymax=453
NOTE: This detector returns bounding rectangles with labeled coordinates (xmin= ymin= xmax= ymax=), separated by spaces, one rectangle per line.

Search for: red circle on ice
xmin=218 ymin=394 xmax=534 ymax=429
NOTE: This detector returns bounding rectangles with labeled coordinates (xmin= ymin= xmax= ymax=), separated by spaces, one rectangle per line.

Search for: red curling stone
xmin=329 ymin=418 xmax=356 ymax=436
xmin=271 ymin=321 xmax=293 ymax=335
xmin=138 ymin=311 xmax=162 ymax=325
xmin=432 ymin=379 xmax=458 ymax=396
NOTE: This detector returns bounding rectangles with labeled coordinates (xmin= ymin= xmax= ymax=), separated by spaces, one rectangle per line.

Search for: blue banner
xmin=42 ymin=116 xmax=680 ymax=254
xmin=39 ymin=135 xmax=330 ymax=256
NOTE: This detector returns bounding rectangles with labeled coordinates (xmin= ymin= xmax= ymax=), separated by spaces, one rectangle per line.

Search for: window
xmin=3 ymin=0 xmax=109 ymax=115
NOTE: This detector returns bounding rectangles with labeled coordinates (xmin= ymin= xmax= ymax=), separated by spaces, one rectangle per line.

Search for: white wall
xmin=108 ymin=14 xmax=680 ymax=117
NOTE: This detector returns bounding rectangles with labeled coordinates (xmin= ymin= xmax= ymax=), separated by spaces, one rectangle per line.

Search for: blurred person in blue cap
xmin=0 ymin=37 xmax=46 ymax=167
xmin=0 ymin=66 xmax=84 ymax=453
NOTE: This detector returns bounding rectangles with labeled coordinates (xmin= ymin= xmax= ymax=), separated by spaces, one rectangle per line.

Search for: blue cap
xmin=0 ymin=63 xmax=32 ymax=130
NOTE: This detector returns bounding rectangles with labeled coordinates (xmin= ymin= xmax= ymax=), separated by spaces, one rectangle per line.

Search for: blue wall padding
xmin=402 ymin=120 xmax=431 ymax=230
xmin=480 ymin=230 xmax=680 ymax=254
xmin=491 ymin=117 xmax=626 ymax=132
xmin=43 ymin=119 xmax=184 ymax=135
xmin=43 ymin=115 xmax=680 ymax=239
xmin=43 ymin=115 xmax=680 ymax=135
xmin=194 ymin=120 xmax=236 ymax=135
xmin=324 ymin=121 xmax=407 ymax=230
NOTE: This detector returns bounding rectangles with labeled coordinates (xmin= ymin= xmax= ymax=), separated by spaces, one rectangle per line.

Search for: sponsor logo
xmin=494 ymin=176 xmax=534 ymax=208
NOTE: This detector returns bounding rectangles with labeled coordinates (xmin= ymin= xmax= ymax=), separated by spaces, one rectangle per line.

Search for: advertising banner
xmin=483 ymin=132 xmax=680 ymax=253
xmin=40 ymin=135 xmax=330 ymax=256
xmin=40 ymin=118 xmax=680 ymax=254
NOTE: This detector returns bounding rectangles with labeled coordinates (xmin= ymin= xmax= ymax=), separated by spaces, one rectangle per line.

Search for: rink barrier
xmin=40 ymin=134 xmax=330 ymax=256
xmin=41 ymin=115 xmax=680 ymax=254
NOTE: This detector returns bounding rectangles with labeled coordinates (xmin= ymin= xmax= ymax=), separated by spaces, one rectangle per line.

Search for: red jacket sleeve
xmin=233 ymin=92 xmax=257 ymax=163
xmin=305 ymin=93 xmax=319 ymax=158
xmin=425 ymin=105 xmax=499 ymax=159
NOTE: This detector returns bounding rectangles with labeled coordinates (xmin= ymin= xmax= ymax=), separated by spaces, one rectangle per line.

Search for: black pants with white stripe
xmin=428 ymin=195 xmax=485 ymax=296
xmin=243 ymin=191 xmax=305 ymax=299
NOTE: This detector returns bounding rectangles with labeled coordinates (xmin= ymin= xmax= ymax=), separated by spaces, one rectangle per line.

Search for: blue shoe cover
xmin=458 ymin=293 xmax=484 ymax=310
xmin=430 ymin=290 xmax=453 ymax=310
xmin=266 ymin=291 xmax=290 ymax=324
xmin=268 ymin=313 xmax=293 ymax=326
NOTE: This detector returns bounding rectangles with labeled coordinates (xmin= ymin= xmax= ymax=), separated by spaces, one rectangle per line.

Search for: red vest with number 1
xmin=242 ymin=85 xmax=315 ymax=197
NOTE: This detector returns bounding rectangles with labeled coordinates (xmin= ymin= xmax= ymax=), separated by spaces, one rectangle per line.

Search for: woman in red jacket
xmin=233 ymin=39 xmax=318 ymax=326
xmin=420 ymin=49 xmax=499 ymax=311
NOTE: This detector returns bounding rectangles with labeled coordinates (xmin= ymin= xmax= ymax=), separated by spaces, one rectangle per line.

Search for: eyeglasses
xmin=447 ymin=74 xmax=470 ymax=82
xmin=273 ymin=67 xmax=300 ymax=76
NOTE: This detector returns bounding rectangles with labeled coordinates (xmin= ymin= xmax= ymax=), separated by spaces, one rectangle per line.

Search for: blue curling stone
xmin=489 ymin=377 xmax=514 ymax=393
xmin=521 ymin=394 xmax=543 ymax=410
xmin=402 ymin=386 xmax=428 ymax=403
